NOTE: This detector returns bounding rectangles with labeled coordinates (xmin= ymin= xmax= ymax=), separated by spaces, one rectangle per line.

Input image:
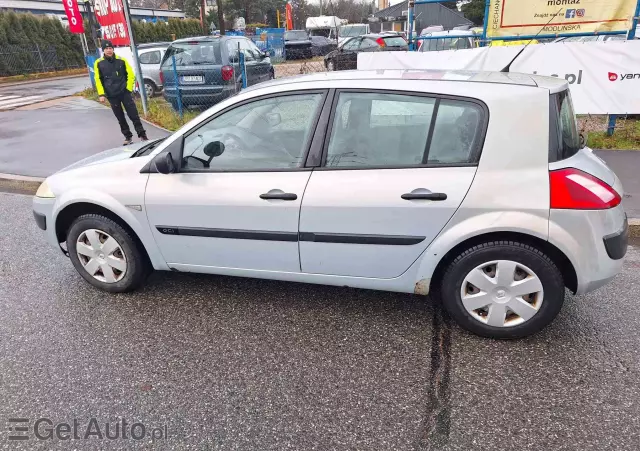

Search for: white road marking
xmin=0 ymin=95 xmax=44 ymax=109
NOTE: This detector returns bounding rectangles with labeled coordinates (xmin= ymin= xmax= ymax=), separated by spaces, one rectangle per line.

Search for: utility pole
xmin=122 ymin=0 xmax=148 ymax=115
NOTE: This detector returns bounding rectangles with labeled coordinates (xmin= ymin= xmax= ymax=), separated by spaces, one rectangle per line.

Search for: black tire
xmin=144 ymin=80 xmax=157 ymax=98
xmin=439 ymin=241 xmax=565 ymax=339
xmin=66 ymin=214 xmax=151 ymax=293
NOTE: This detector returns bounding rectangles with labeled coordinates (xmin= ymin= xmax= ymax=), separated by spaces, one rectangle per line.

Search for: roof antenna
xmin=500 ymin=8 xmax=562 ymax=73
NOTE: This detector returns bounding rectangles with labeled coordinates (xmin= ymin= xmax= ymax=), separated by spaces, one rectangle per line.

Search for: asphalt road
xmin=0 ymin=76 xmax=90 ymax=102
xmin=1 ymin=192 xmax=639 ymax=450
xmin=596 ymin=150 xmax=640 ymax=218
xmin=0 ymin=98 xmax=168 ymax=177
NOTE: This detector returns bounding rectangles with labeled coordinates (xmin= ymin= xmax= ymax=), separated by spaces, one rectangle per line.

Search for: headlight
xmin=35 ymin=181 xmax=55 ymax=198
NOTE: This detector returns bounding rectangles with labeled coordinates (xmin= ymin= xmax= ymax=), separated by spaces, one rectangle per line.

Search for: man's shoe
xmin=123 ymin=138 xmax=133 ymax=145
xmin=140 ymin=135 xmax=149 ymax=141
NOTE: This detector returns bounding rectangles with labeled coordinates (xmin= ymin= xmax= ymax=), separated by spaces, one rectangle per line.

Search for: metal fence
xmin=0 ymin=44 xmax=85 ymax=77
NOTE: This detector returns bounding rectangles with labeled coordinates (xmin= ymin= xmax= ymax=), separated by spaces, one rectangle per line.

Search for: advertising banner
xmin=61 ymin=0 xmax=84 ymax=34
xmin=486 ymin=0 xmax=637 ymax=37
xmin=94 ymin=0 xmax=130 ymax=46
xmin=357 ymin=40 xmax=640 ymax=114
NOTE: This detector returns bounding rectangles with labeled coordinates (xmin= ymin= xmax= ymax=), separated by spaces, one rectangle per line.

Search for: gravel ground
xmin=1 ymin=192 xmax=639 ymax=450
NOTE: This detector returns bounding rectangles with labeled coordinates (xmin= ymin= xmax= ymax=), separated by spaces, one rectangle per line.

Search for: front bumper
xmin=32 ymin=196 xmax=58 ymax=249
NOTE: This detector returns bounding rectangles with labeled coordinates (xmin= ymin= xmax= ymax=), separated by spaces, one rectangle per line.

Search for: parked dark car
xmin=161 ymin=36 xmax=274 ymax=110
xmin=324 ymin=34 xmax=408 ymax=71
xmin=284 ymin=30 xmax=313 ymax=60
xmin=310 ymin=35 xmax=337 ymax=56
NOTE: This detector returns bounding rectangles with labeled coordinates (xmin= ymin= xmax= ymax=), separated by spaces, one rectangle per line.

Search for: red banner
xmin=285 ymin=3 xmax=293 ymax=31
xmin=94 ymin=0 xmax=129 ymax=46
xmin=62 ymin=0 xmax=84 ymax=34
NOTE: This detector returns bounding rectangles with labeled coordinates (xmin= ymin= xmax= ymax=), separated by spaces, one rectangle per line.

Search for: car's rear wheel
xmin=144 ymin=80 xmax=156 ymax=98
xmin=439 ymin=241 xmax=564 ymax=339
xmin=67 ymin=214 xmax=150 ymax=293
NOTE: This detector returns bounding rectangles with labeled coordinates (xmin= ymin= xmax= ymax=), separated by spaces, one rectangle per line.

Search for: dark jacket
xmin=93 ymin=55 xmax=135 ymax=98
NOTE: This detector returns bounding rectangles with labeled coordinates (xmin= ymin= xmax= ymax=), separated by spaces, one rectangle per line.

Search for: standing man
xmin=94 ymin=40 xmax=148 ymax=145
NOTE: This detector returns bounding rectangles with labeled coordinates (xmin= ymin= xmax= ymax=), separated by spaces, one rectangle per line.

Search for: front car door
xmin=337 ymin=38 xmax=361 ymax=70
xmin=145 ymin=90 xmax=327 ymax=272
xmin=139 ymin=50 xmax=163 ymax=89
xmin=299 ymin=90 xmax=487 ymax=278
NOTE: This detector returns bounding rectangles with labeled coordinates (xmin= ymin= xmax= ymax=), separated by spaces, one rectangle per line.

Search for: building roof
xmin=372 ymin=1 xmax=472 ymax=28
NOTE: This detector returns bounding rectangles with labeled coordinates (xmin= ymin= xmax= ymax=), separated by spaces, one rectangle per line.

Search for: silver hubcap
xmin=460 ymin=260 xmax=544 ymax=328
xmin=76 ymin=229 xmax=127 ymax=283
xmin=145 ymin=83 xmax=153 ymax=97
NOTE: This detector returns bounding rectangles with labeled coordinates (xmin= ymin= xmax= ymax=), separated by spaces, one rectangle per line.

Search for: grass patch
xmin=0 ymin=68 xmax=88 ymax=85
xmin=579 ymin=115 xmax=640 ymax=150
xmin=78 ymin=88 xmax=198 ymax=132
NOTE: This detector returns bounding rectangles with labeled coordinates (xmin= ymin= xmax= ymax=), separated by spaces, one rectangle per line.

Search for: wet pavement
xmin=596 ymin=150 xmax=640 ymax=218
xmin=0 ymin=101 xmax=168 ymax=177
xmin=0 ymin=192 xmax=639 ymax=450
xmin=0 ymin=76 xmax=91 ymax=109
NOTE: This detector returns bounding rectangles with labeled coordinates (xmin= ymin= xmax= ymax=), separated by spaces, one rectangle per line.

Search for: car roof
xmin=171 ymin=35 xmax=238 ymax=44
xmin=137 ymin=42 xmax=171 ymax=49
xmin=249 ymin=69 xmax=568 ymax=92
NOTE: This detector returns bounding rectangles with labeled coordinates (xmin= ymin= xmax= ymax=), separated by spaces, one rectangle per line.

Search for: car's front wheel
xmin=439 ymin=241 xmax=565 ymax=339
xmin=67 ymin=214 xmax=150 ymax=293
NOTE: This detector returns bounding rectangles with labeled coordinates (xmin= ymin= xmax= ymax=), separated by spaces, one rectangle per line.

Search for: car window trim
xmin=175 ymin=89 xmax=330 ymax=174
xmin=318 ymin=88 xmax=489 ymax=171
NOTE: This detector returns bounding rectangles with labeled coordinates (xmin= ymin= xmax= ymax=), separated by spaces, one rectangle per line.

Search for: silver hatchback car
xmin=32 ymin=70 xmax=628 ymax=338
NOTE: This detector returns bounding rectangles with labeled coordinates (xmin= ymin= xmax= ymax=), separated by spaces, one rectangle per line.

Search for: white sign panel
xmin=358 ymin=41 xmax=640 ymax=114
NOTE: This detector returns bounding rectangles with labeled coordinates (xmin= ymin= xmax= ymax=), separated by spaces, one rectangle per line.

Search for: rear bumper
xmin=549 ymin=205 xmax=627 ymax=295
xmin=163 ymin=85 xmax=236 ymax=106
xmin=603 ymin=216 xmax=628 ymax=260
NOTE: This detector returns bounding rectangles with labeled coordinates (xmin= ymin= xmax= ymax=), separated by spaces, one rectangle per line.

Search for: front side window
xmin=343 ymin=38 xmax=360 ymax=50
xmin=325 ymin=92 xmax=483 ymax=168
xmin=181 ymin=93 xmax=324 ymax=171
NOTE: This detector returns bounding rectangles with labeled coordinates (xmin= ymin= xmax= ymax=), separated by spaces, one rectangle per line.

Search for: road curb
xmin=0 ymin=73 xmax=87 ymax=88
xmin=0 ymin=173 xmax=44 ymax=195
xmin=630 ymin=219 xmax=640 ymax=238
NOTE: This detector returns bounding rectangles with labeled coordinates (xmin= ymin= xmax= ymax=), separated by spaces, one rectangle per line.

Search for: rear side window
xmin=162 ymin=42 xmax=222 ymax=67
xmin=324 ymin=92 xmax=485 ymax=168
xmin=139 ymin=50 xmax=161 ymax=65
xmin=549 ymin=90 xmax=581 ymax=162
xmin=383 ymin=36 xmax=407 ymax=47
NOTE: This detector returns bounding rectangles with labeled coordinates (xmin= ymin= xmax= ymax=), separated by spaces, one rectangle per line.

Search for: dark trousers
xmin=107 ymin=91 xmax=146 ymax=139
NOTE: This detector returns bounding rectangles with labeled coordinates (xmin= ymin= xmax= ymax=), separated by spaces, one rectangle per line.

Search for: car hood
xmin=56 ymin=141 xmax=152 ymax=174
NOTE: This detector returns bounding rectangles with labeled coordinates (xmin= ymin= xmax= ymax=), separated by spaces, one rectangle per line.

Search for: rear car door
xmin=246 ymin=39 xmax=272 ymax=83
xmin=299 ymin=90 xmax=488 ymax=278
xmin=145 ymin=90 xmax=327 ymax=272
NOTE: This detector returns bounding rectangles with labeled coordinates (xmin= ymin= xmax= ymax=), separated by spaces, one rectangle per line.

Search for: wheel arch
xmin=54 ymin=202 xmax=165 ymax=271
xmin=428 ymin=231 xmax=578 ymax=295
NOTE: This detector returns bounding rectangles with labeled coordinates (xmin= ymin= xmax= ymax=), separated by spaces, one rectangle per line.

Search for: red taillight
xmin=376 ymin=37 xmax=386 ymax=47
xmin=159 ymin=71 xmax=164 ymax=84
xmin=549 ymin=168 xmax=621 ymax=210
xmin=221 ymin=65 xmax=233 ymax=82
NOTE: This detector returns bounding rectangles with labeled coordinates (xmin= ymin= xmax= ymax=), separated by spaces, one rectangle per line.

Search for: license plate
xmin=181 ymin=75 xmax=204 ymax=84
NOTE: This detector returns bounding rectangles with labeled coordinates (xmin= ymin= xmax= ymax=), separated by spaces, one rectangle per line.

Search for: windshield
xmin=132 ymin=138 xmax=166 ymax=157
xmin=161 ymin=41 xmax=222 ymax=67
xmin=339 ymin=25 xmax=367 ymax=37
xmin=285 ymin=30 xmax=309 ymax=40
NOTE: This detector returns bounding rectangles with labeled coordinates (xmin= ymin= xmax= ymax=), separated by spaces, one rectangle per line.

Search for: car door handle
xmin=401 ymin=192 xmax=447 ymax=201
xmin=260 ymin=192 xmax=298 ymax=201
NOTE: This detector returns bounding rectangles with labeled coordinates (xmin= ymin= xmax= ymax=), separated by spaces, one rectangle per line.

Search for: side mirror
xmin=229 ymin=54 xmax=239 ymax=63
xmin=260 ymin=50 xmax=269 ymax=59
xmin=203 ymin=141 xmax=225 ymax=158
xmin=155 ymin=152 xmax=176 ymax=174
